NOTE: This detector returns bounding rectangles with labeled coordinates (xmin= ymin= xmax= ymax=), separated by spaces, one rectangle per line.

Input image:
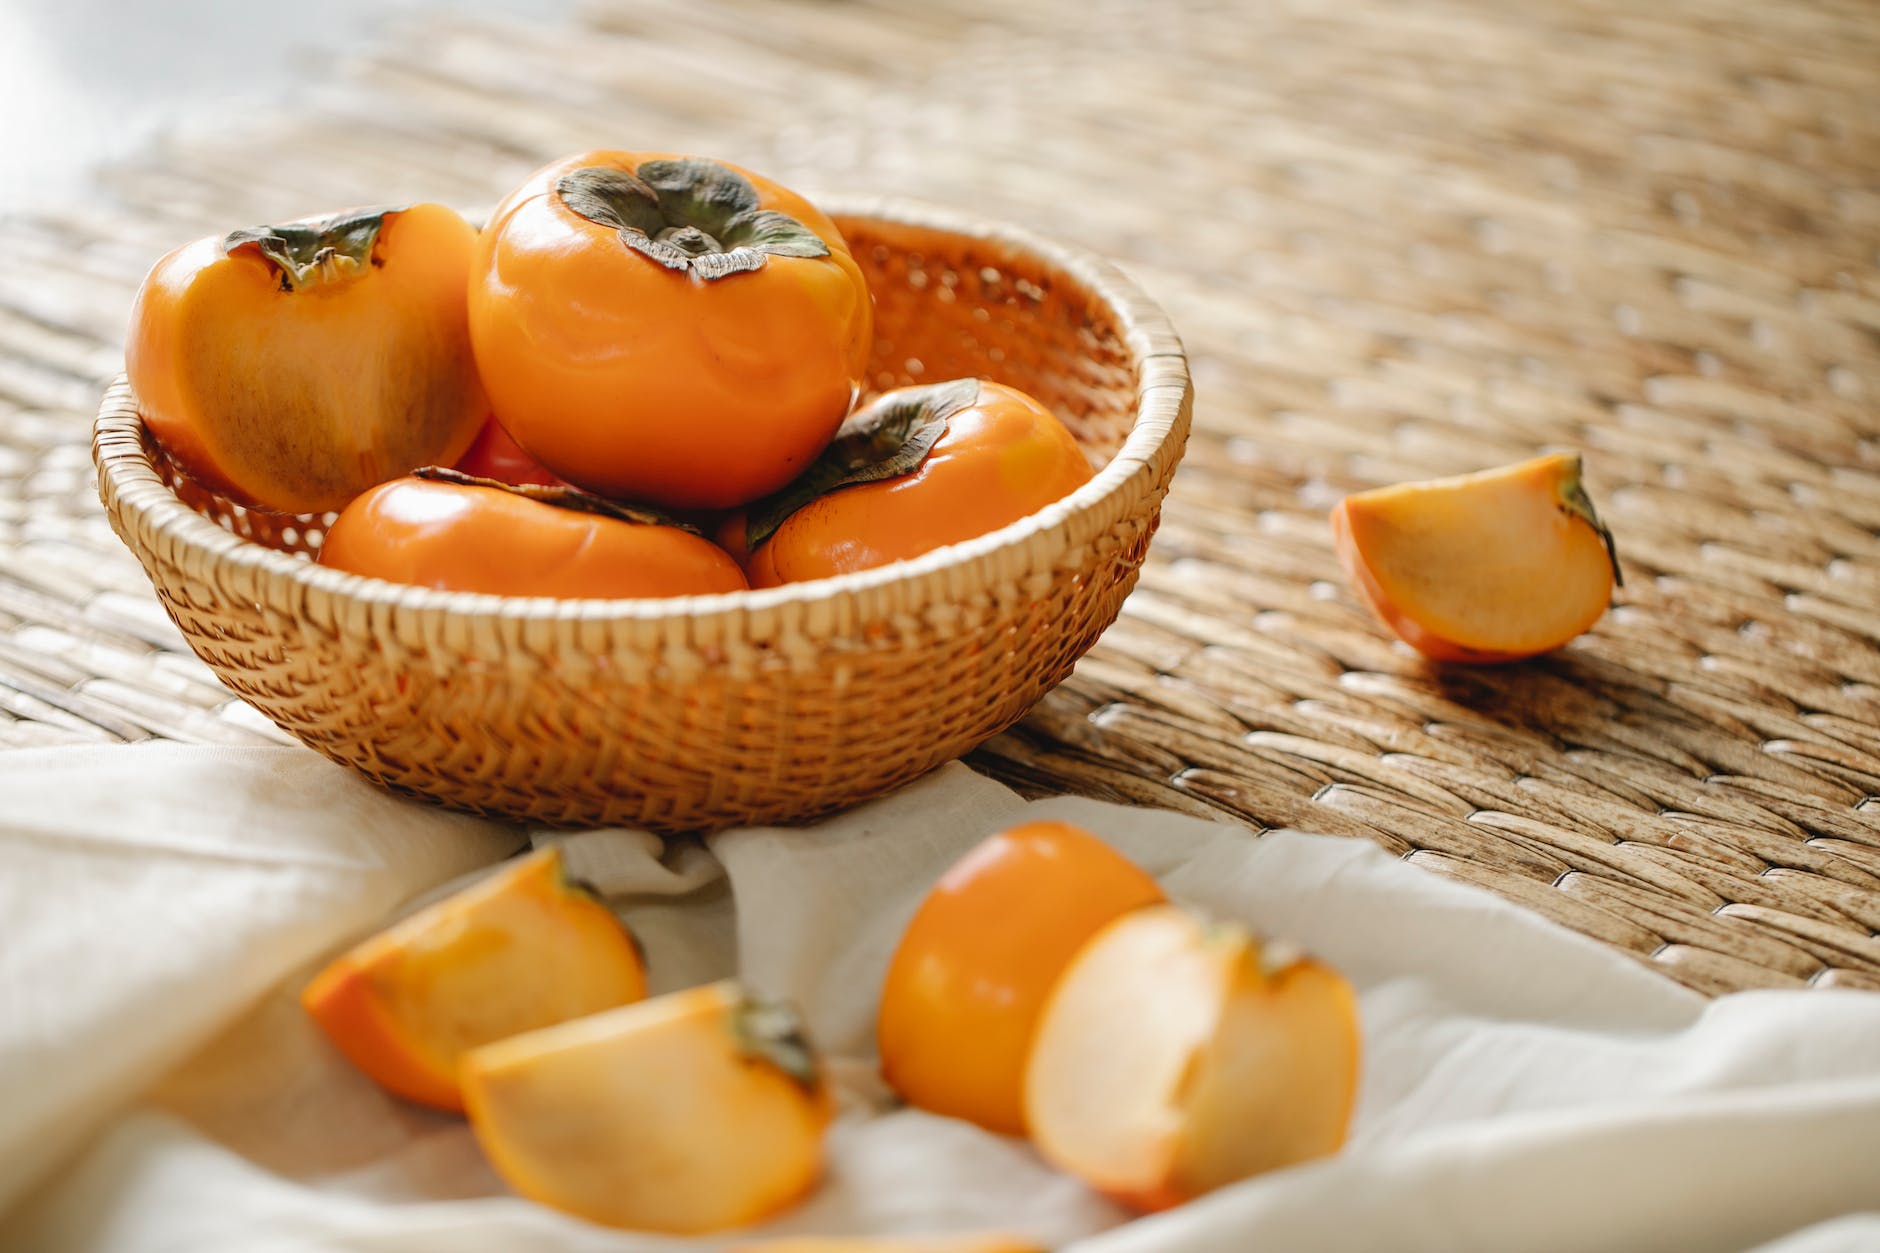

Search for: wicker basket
xmin=92 ymin=201 xmax=1191 ymax=831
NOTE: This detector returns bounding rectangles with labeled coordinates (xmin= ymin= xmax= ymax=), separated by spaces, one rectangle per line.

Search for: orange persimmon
xmin=127 ymin=203 xmax=485 ymax=514
xmin=301 ymin=846 xmax=647 ymax=1112
xmin=469 ymin=151 xmax=873 ymax=510
xmin=454 ymin=415 xmax=565 ymax=488
xmin=1024 ymin=905 xmax=1360 ymax=1212
xmin=1331 ymin=452 xmax=1622 ymax=663
xmin=317 ymin=474 xmax=747 ymax=599
xmin=734 ymin=380 xmax=1094 ymax=588
xmin=463 ymin=981 xmax=832 ymax=1233
xmin=876 ymin=820 xmax=1165 ymax=1135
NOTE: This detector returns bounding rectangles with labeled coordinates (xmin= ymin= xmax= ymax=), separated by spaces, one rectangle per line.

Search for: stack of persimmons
xmin=126 ymin=150 xmax=1094 ymax=598
xmin=303 ymin=819 xmax=1361 ymax=1242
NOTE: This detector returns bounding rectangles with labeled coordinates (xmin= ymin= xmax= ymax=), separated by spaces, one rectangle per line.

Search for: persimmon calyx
xmin=743 ymin=378 xmax=981 ymax=550
xmin=556 ymin=159 xmax=830 ymax=280
xmin=1556 ymin=455 xmax=1623 ymax=588
xmin=224 ymin=206 xmax=399 ymax=291
xmin=731 ymin=994 xmax=820 ymax=1093
xmin=412 ymin=465 xmax=705 ymax=536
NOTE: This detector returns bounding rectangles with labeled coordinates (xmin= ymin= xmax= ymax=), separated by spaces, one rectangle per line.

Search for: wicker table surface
xmin=1 ymin=0 xmax=1875 ymax=997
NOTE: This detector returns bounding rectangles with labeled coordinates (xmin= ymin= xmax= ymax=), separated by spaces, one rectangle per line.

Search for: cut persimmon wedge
xmin=1024 ymin=904 xmax=1360 ymax=1213
xmin=463 ymin=980 xmax=832 ymax=1233
xmin=301 ymin=846 xmax=646 ymax=1112
xmin=1331 ymin=451 xmax=1622 ymax=663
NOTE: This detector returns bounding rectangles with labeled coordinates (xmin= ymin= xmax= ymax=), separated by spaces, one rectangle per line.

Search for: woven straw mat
xmin=0 ymin=0 xmax=1875 ymax=997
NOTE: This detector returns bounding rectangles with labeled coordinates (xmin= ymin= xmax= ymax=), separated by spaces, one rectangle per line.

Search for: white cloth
xmin=1 ymin=744 xmax=1876 ymax=1252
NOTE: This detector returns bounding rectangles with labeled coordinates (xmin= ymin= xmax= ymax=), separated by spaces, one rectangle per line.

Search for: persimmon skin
xmin=469 ymin=150 xmax=874 ymax=510
xmin=127 ymin=203 xmax=486 ymax=515
xmin=1331 ymin=452 xmax=1618 ymax=663
xmin=318 ymin=477 xmax=747 ymax=600
xmin=744 ymin=382 xmax=1093 ymax=588
xmin=454 ymin=415 xmax=566 ymax=488
xmin=876 ymin=820 xmax=1165 ymax=1136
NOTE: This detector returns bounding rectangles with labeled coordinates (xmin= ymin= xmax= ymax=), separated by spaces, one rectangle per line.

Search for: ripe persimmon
xmin=732 ymin=380 xmax=1094 ymax=588
xmin=127 ymin=203 xmax=486 ymax=515
xmin=317 ymin=473 xmax=747 ymax=599
xmin=469 ymin=151 xmax=873 ymax=510
xmin=876 ymin=821 xmax=1165 ymax=1135
xmin=301 ymin=847 xmax=647 ymax=1112
xmin=454 ymin=415 xmax=565 ymax=488
xmin=1332 ymin=452 xmax=1622 ymax=663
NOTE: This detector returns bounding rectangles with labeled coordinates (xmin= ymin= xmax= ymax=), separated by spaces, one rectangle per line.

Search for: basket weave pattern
xmin=94 ymin=210 xmax=1192 ymax=830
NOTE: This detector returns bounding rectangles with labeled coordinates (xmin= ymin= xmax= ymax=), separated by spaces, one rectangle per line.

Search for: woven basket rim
xmin=94 ymin=197 xmax=1190 ymax=633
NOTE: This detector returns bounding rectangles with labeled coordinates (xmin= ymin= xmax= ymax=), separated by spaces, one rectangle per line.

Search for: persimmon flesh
xmin=127 ymin=203 xmax=486 ymax=515
xmin=301 ymin=846 xmax=647 ymax=1112
xmin=1332 ymin=452 xmax=1621 ymax=663
xmin=1024 ymin=904 xmax=1361 ymax=1212
xmin=463 ymin=981 xmax=831 ymax=1233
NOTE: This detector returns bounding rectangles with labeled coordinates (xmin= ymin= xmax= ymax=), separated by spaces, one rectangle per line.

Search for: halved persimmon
xmin=127 ymin=203 xmax=486 ymax=514
xmin=463 ymin=981 xmax=831 ymax=1233
xmin=876 ymin=820 xmax=1165 ymax=1135
xmin=301 ymin=846 xmax=647 ymax=1112
xmin=317 ymin=473 xmax=747 ymax=599
xmin=1331 ymin=452 xmax=1622 ymax=663
xmin=1024 ymin=904 xmax=1360 ymax=1212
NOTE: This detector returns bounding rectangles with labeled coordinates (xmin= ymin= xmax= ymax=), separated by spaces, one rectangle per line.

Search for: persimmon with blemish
xmin=127 ymin=203 xmax=486 ymax=514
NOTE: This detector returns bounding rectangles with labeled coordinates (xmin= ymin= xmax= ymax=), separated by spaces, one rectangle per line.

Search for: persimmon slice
xmin=1024 ymin=905 xmax=1360 ymax=1212
xmin=1331 ymin=452 xmax=1621 ymax=662
xmin=301 ymin=846 xmax=646 ymax=1111
xmin=463 ymin=981 xmax=831 ymax=1233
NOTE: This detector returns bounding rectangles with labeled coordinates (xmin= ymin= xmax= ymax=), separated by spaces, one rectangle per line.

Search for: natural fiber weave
xmin=1 ymin=0 xmax=1877 ymax=993
xmin=94 ymin=207 xmax=1191 ymax=830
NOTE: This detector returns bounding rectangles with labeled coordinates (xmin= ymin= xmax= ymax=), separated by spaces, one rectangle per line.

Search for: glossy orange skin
xmin=469 ymin=150 xmax=874 ymax=510
xmin=127 ymin=203 xmax=486 ymax=514
xmin=876 ymin=821 xmax=1165 ymax=1135
xmin=454 ymin=415 xmax=566 ymax=488
xmin=318 ymin=477 xmax=747 ymax=599
xmin=744 ymin=382 xmax=1094 ymax=588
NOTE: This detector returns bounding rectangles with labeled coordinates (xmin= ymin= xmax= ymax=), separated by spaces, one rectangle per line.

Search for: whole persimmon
xmin=454 ymin=415 xmax=566 ymax=488
xmin=469 ymin=151 xmax=874 ymax=510
xmin=876 ymin=820 xmax=1165 ymax=1135
xmin=730 ymin=379 xmax=1094 ymax=588
xmin=318 ymin=473 xmax=747 ymax=599
xmin=127 ymin=203 xmax=486 ymax=515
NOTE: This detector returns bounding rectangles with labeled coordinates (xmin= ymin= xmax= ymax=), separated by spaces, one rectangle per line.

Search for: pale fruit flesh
xmin=301 ymin=845 xmax=646 ymax=1111
xmin=462 ymin=981 xmax=830 ymax=1234
xmin=1024 ymin=905 xmax=1360 ymax=1212
xmin=1333 ymin=452 xmax=1618 ymax=661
